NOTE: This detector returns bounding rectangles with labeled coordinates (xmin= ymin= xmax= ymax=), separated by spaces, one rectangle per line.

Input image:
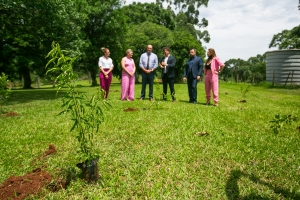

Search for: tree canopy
xmin=1 ymin=0 xmax=209 ymax=87
xmin=222 ymin=54 xmax=266 ymax=84
xmin=269 ymin=25 xmax=300 ymax=49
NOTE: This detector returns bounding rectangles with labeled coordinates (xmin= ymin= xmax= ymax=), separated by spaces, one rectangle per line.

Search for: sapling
xmin=240 ymin=85 xmax=251 ymax=98
xmin=0 ymin=73 xmax=11 ymax=114
xmin=46 ymin=42 xmax=109 ymax=166
xmin=149 ymin=78 xmax=162 ymax=109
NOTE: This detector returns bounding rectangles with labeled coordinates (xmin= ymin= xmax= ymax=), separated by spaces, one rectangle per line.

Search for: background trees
xmin=222 ymin=54 xmax=266 ymax=84
xmin=0 ymin=0 xmax=89 ymax=88
xmin=269 ymin=25 xmax=300 ymax=49
xmin=2 ymin=0 xmax=282 ymax=87
xmin=119 ymin=2 xmax=206 ymax=82
xmin=0 ymin=0 xmax=208 ymax=87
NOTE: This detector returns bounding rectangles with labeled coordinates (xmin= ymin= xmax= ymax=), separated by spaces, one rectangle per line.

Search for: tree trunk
xmin=88 ymin=71 xmax=91 ymax=84
xmin=90 ymin=69 xmax=97 ymax=86
xmin=20 ymin=66 xmax=32 ymax=89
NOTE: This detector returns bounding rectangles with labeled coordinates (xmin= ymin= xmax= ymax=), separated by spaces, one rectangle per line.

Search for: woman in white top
xmin=98 ymin=47 xmax=114 ymax=98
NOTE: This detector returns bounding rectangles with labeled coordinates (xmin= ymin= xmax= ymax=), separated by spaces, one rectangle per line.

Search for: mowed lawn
xmin=1 ymin=80 xmax=300 ymax=199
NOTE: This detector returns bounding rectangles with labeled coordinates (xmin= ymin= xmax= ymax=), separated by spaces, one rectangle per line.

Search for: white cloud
xmin=125 ymin=0 xmax=300 ymax=61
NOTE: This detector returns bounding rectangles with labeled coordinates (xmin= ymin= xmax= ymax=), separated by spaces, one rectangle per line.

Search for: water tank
xmin=266 ymin=49 xmax=300 ymax=85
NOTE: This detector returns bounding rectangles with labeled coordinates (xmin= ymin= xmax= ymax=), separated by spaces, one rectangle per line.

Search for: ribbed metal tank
xmin=266 ymin=49 xmax=300 ymax=85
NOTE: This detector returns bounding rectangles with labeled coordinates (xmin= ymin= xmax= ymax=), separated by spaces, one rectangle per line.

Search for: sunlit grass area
xmin=1 ymin=81 xmax=300 ymax=199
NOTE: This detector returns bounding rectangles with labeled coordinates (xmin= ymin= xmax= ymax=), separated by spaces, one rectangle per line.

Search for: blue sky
xmin=124 ymin=0 xmax=300 ymax=62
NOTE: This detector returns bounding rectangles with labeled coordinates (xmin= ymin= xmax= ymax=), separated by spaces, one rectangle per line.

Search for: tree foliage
xmin=157 ymin=0 xmax=210 ymax=42
xmin=1 ymin=0 xmax=209 ymax=86
xmin=0 ymin=0 xmax=89 ymax=88
xmin=81 ymin=0 xmax=127 ymax=85
xmin=269 ymin=25 xmax=300 ymax=49
xmin=119 ymin=2 xmax=206 ymax=82
xmin=222 ymin=54 xmax=266 ymax=84
xmin=120 ymin=2 xmax=176 ymax=30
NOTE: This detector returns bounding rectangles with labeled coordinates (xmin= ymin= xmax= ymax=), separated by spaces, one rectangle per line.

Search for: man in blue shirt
xmin=139 ymin=44 xmax=158 ymax=100
xmin=183 ymin=48 xmax=203 ymax=104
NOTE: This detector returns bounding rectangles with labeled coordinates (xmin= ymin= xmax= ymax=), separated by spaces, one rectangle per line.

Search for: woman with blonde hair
xmin=204 ymin=48 xmax=225 ymax=106
xmin=98 ymin=47 xmax=114 ymax=98
xmin=121 ymin=49 xmax=136 ymax=101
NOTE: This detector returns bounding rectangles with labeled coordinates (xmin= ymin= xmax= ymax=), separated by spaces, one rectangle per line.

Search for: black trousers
xmin=162 ymin=75 xmax=175 ymax=100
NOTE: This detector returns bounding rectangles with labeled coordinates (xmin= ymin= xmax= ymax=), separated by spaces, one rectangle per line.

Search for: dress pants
xmin=205 ymin=73 xmax=219 ymax=103
xmin=187 ymin=73 xmax=198 ymax=102
xmin=162 ymin=74 xmax=175 ymax=100
xmin=140 ymin=71 xmax=154 ymax=99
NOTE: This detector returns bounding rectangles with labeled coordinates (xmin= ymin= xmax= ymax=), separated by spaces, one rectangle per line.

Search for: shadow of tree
xmin=6 ymin=87 xmax=87 ymax=105
xmin=226 ymin=169 xmax=300 ymax=200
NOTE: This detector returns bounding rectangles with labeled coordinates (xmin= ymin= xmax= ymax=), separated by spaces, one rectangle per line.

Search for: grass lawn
xmin=1 ymin=80 xmax=300 ymax=199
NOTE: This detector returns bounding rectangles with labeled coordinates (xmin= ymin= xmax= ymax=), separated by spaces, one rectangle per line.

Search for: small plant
xmin=0 ymin=72 xmax=11 ymax=114
xmin=149 ymin=78 xmax=162 ymax=109
xmin=270 ymin=114 xmax=298 ymax=134
xmin=240 ymin=85 xmax=251 ymax=98
xmin=46 ymin=42 xmax=109 ymax=181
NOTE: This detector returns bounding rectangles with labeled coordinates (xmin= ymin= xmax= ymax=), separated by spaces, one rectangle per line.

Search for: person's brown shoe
xmin=140 ymin=98 xmax=144 ymax=101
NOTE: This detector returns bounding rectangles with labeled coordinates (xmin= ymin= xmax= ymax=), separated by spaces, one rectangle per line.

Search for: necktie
xmin=146 ymin=54 xmax=150 ymax=69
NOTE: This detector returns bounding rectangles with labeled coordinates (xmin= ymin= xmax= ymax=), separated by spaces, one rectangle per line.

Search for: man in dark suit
xmin=160 ymin=47 xmax=176 ymax=102
xmin=183 ymin=48 xmax=203 ymax=104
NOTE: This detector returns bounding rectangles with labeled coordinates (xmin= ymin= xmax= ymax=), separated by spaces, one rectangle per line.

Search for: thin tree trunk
xmin=20 ymin=66 xmax=32 ymax=89
xmin=90 ymin=69 xmax=97 ymax=86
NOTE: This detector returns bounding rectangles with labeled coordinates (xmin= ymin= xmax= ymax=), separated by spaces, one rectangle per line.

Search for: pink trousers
xmin=121 ymin=70 xmax=135 ymax=101
xmin=99 ymin=69 xmax=112 ymax=98
xmin=205 ymin=73 xmax=219 ymax=103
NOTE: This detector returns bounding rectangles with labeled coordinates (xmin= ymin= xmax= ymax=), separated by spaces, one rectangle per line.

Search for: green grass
xmin=1 ymin=81 xmax=300 ymax=199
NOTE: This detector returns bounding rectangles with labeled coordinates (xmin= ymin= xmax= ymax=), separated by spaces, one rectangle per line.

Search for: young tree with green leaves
xmin=0 ymin=73 xmax=11 ymax=114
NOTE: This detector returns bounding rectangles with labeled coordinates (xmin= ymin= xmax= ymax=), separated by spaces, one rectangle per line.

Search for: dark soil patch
xmin=2 ymin=112 xmax=19 ymax=117
xmin=0 ymin=168 xmax=52 ymax=200
xmin=0 ymin=144 xmax=69 ymax=199
xmin=31 ymin=144 xmax=57 ymax=166
xmin=238 ymin=100 xmax=247 ymax=103
xmin=124 ymin=108 xmax=139 ymax=112
xmin=43 ymin=144 xmax=56 ymax=157
xmin=196 ymin=132 xmax=209 ymax=136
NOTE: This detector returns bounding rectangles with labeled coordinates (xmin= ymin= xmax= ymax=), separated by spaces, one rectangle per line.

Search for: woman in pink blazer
xmin=204 ymin=48 xmax=225 ymax=106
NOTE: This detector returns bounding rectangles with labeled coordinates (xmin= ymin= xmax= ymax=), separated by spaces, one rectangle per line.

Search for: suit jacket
xmin=204 ymin=57 xmax=224 ymax=75
xmin=160 ymin=55 xmax=176 ymax=78
xmin=183 ymin=56 xmax=203 ymax=79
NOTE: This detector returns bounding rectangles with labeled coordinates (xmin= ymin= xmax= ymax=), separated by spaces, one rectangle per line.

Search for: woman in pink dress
xmin=121 ymin=49 xmax=136 ymax=101
xmin=204 ymin=48 xmax=225 ymax=106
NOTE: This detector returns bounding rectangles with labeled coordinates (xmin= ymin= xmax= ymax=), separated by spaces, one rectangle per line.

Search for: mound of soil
xmin=0 ymin=144 xmax=67 ymax=199
xmin=0 ymin=168 xmax=52 ymax=200
xmin=31 ymin=144 xmax=56 ymax=166
xmin=124 ymin=108 xmax=139 ymax=112
xmin=2 ymin=112 xmax=19 ymax=117
xmin=43 ymin=144 xmax=56 ymax=157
